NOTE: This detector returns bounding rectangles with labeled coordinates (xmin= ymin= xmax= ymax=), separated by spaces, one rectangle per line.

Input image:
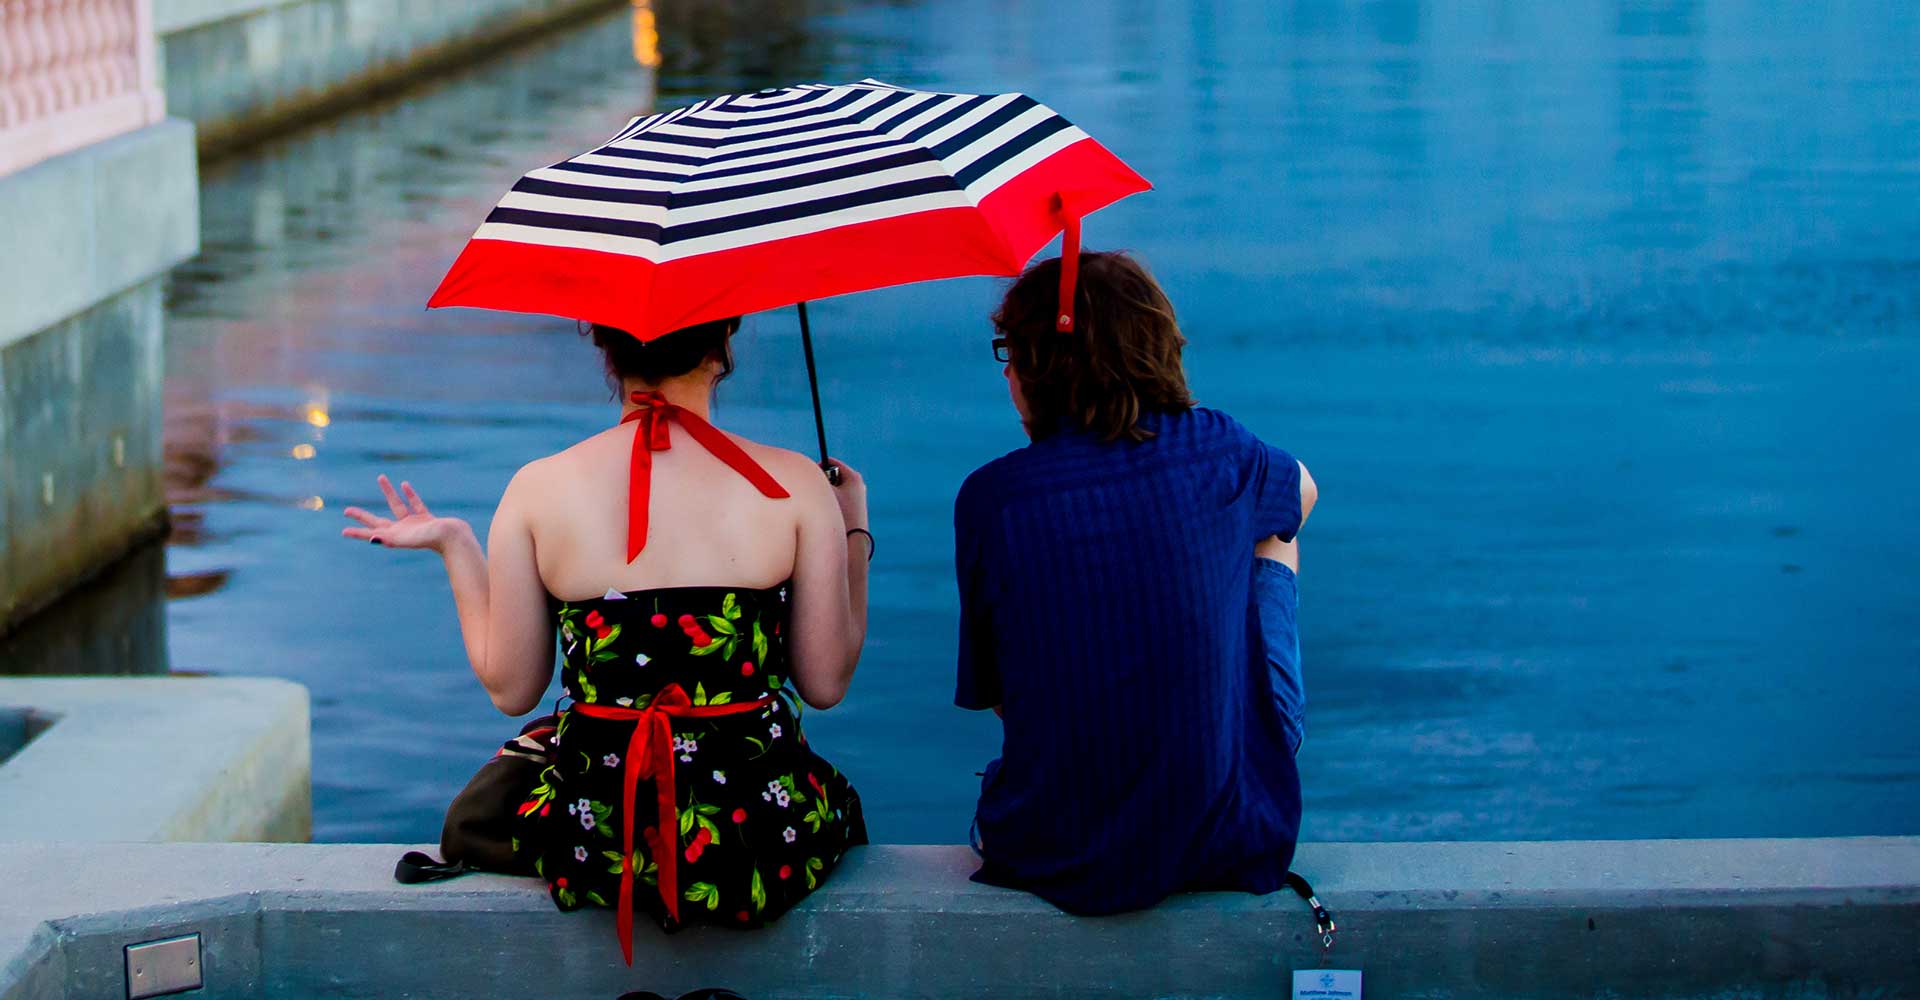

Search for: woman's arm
xmin=785 ymin=457 xmax=869 ymax=710
xmin=343 ymin=473 xmax=555 ymax=715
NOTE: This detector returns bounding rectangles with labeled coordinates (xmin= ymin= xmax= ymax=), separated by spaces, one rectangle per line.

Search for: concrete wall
xmin=0 ymin=122 xmax=199 ymax=636
xmin=157 ymin=0 xmax=630 ymax=157
xmin=0 ymin=676 xmax=311 ymax=843
xmin=2 ymin=839 xmax=1917 ymax=999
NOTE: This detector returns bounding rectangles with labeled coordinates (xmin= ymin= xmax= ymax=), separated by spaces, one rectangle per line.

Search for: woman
xmin=955 ymin=251 xmax=1316 ymax=914
xmin=342 ymin=316 xmax=870 ymax=959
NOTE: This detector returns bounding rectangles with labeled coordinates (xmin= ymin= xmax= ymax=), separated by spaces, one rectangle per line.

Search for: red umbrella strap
xmin=620 ymin=391 xmax=791 ymax=562
xmin=1055 ymin=195 xmax=1084 ymax=333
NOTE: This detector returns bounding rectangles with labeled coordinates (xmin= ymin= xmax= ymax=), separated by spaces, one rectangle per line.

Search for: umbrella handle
xmin=796 ymin=301 xmax=841 ymax=485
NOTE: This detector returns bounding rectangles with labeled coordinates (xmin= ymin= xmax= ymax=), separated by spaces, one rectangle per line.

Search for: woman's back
xmin=341 ymin=316 xmax=873 ymax=960
xmin=523 ymin=418 xmax=811 ymax=600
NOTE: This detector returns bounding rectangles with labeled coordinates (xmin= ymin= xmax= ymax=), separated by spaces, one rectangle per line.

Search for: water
xmin=97 ymin=0 xmax=1920 ymax=842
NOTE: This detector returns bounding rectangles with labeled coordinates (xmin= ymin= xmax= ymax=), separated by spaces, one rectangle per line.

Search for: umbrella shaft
xmin=797 ymin=301 xmax=837 ymax=483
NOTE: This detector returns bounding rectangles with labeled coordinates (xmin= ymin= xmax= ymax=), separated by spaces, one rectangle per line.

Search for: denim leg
xmin=1255 ymin=557 xmax=1305 ymax=755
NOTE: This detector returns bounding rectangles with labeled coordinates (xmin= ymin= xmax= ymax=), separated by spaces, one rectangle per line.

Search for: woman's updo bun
xmin=584 ymin=316 xmax=740 ymax=391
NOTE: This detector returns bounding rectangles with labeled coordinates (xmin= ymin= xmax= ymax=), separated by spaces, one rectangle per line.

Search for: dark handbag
xmin=394 ymin=714 xmax=558 ymax=884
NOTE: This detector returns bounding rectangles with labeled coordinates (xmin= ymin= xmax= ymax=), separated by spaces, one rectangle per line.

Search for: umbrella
xmin=427 ymin=78 xmax=1148 ymax=467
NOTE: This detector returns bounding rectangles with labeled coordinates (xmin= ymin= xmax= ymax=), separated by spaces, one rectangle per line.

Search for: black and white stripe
xmin=471 ymin=80 xmax=1088 ymax=262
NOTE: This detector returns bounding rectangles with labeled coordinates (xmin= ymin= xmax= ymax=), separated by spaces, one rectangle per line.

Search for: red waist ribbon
xmin=572 ymin=686 xmax=767 ymax=963
xmin=620 ymin=390 xmax=789 ymax=562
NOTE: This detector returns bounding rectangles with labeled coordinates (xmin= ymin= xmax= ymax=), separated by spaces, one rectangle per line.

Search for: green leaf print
xmin=585 ymin=890 xmax=609 ymax=907
xmin=697 ymin=814 xmax=720 ymax=845
xmin=680 ymin=807 xmax=697 ymax=837
xmin=557 ymin=886 xmax=577 ymax=908
xmin=708 ymin=691 xmax=733 ymax=706
xmin=722 ymin=592 xmax=740 ymax=620
xmin=694 ymin=682 xmax=708 ymax=707
xmin=750 ymin=868 xmax=767 ymax=913
xmin=603 ymin=850 xmax=627 ymax=875
xmin=705 ymin=615 xmax=736 ymax=637
xmin=685 ymin=881 xmax=720 ymax=910
xmin=577 ymin=672 xmax=599 ymax=704
xmin=804 ymin=857 xmax=822 ymax=890
xmin=802 ymin=807 xmax=824 ymax=834
xmin=752 ymin=620 xmax=768 ymax=667
xmin=689 ymin=639 xmax=725 ymax=657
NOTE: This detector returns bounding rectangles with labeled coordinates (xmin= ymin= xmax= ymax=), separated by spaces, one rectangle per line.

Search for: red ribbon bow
xmin=620 ymin=390 xmax=790 ymax=562
xmin=573 ymin=686 xmax=767 ymax=964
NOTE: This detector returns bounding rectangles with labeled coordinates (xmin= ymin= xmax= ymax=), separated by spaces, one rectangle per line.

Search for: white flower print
xmin=776 ymin=789 xmax=790 ymax=808
xmin=575 ymin=798 xmax=597 ymax=832
xmin=762 ymin=790 xmax=772 ymax=801
xmin=616 ymin=697 xmax=634 ymax=707
xmin=602 ymin=753 xmax=621 ymax=768
xmin=712 ymin=770 xmax=727 ymax=784
xmin=769 ymin=723 xmax=783 ymax=740
xmin=574 ymin=845 xmax=589 ymax=863
xmin=782 ymin=827 xmax=797 ymax=843
xmin=634 ymin=653 xmax=651 ymax=667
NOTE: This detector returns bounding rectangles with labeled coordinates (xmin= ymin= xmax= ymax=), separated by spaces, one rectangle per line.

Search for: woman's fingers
xmin=824 ymin=458 xmax=863 ymax=484
xmin=341 ymin=526 xmax=379 ymax=542
xmin=377 ymin=474 xmax=408 ymax=519
xmin=341 ymin=506 xmax=389 ymax=529
xmin=401 ymin=481 xmax=431 ymax=517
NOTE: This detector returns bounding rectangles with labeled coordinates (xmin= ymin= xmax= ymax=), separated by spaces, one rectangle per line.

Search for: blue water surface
xmin=155 ymin=0 xmax=1920 ymax=843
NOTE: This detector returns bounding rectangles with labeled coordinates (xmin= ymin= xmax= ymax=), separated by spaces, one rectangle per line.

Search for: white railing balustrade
xmin=0 ymin=0 xmax=163 ymax=177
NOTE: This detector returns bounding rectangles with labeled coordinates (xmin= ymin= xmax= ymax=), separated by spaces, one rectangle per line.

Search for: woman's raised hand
xmin=342 ymin=475 xmax=467 ymax=552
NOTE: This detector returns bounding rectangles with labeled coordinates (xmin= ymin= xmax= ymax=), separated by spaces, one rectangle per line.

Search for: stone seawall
xmin=0 ymin=122 xmax=199 ymax=636
xmin=2 ymin=839 xmax=1915 ymax=998
xmin=157 ymin=0 xmax=632 ymax=157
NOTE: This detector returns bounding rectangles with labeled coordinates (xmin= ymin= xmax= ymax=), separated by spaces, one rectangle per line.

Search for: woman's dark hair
xmin=582 ymin=316 xmax=740 ymax=394
xmin=994 ymin=251 xmax=1194 ymax=442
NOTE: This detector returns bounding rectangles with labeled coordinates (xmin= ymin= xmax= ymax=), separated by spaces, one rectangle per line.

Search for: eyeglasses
xmin=991 ymin=337 xmax=1010 ymax=363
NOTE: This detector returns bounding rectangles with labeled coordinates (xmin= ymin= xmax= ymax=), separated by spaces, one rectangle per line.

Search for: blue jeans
xmin=1255 ymin=557 xmax=1306 ymax=755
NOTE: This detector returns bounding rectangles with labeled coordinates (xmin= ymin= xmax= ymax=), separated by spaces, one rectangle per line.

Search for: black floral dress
xmin=516 ymin=582 xmax=866 ymax=953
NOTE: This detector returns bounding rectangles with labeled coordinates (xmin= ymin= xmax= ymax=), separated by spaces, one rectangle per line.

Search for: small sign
xmin=1292 ymin=968 xmax=1362 ymax=1000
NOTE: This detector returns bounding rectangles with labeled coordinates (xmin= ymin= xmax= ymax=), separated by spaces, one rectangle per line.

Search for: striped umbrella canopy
xmin=427 ymin=78 xmax=1149 ymax=461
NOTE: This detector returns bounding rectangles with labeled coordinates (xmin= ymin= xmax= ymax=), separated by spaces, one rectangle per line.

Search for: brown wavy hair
xmin=995 ymin=251 xmax=1194 ymax=442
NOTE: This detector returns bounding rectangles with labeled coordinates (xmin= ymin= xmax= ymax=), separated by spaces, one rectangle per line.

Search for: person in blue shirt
xmin=954 ymin=250 xmax=1318 ymax=915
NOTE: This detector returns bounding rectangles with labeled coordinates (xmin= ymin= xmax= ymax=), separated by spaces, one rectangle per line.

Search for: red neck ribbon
xmin=573 ymin=687 xmax=766 ymax=963
xmin=619 ymin=390 xmax=790 ymax=562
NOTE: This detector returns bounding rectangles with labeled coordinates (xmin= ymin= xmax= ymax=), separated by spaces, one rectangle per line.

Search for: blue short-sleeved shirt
xmin=954 ymin=406 xmax=1304 ymax=914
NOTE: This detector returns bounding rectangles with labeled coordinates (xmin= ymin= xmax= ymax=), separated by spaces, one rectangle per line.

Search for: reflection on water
xmin=13 ymin=0 xmax=1919 ymax=845
xmin=0 ymin=544 xmax=168 ymax=676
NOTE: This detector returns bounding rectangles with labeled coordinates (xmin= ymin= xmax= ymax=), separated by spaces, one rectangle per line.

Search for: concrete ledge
xmin=0 ymin=677 xmax=310 ymax=843
xmin=2 ymin=839 xmax=1915 ymax=998
xmin=0 ymin=120 xmax=199 ymax=352
xmin=161 ymin=0 xmax=629 ymax=160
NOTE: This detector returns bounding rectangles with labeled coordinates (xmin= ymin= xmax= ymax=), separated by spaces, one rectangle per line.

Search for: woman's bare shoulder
xmin=728 ymin=435 xmax=834 ymax=503
xmin=504 ymin=429 xmax=625 ymax=494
